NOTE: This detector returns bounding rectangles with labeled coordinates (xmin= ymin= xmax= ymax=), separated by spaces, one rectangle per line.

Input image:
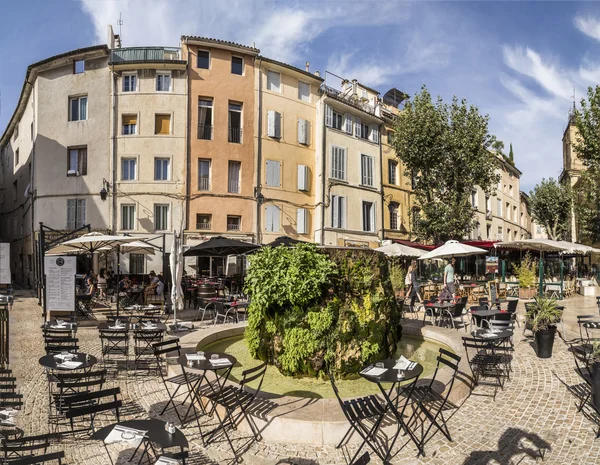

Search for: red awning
xmin=461 ymin=240 xmax=498 ymax=249
xmin=393 ymin=240 xmax=436 ymax=251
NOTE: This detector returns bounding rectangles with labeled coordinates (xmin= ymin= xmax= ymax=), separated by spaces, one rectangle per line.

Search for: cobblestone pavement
xmin=7 ymin=293 xmax=600 ymax=464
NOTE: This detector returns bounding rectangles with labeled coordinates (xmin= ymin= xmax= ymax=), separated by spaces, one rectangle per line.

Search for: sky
xmin=2 ymin=1 xmax=600 ymax=192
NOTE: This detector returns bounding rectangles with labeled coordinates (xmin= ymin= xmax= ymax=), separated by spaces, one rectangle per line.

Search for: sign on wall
xmin=44 ymin=256 xmax=76 ymax=312
xmin=0 ymin=243 xmax=10 ymax=284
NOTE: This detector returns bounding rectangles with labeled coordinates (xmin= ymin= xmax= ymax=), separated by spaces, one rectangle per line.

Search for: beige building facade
xmin=255 ymin=57 xmax=322 ymax=244
xmin=560 ymin=115 xmax=585 ymax=243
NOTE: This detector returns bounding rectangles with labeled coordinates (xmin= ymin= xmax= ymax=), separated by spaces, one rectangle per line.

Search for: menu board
xmin=44 ymin=256 xmax=76 ymax=312
xmin=0 ymin=243 xmax=10 ymax=284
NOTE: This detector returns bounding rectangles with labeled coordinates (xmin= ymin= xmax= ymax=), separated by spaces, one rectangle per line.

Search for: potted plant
xmin=591 ymin=341 xmax=600 ymax=410
xmin=526 ymin=297 xmax=562 ymax=358
xmin=389 ymin=264 xmax=406 ymax=298
xmin=513 ymin=252 xmax=537 ymax=300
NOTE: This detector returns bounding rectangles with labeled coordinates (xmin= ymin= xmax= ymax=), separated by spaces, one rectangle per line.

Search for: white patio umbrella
xmin=418 ymin=240 xmax=487 ymax=260
xmin=170 ymin=232 xmax=185 ymax=330
xmin=117 ymin=241 xmax=156 ymax=255
xmin=494 ymin=239 xmax=568 ymax=253
xmin=375 ymin=243 xmax=425 ymax=257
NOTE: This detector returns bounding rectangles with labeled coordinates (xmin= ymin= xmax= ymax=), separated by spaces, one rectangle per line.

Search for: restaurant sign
xmin=44 ymin=256 xmax=76 ymax=312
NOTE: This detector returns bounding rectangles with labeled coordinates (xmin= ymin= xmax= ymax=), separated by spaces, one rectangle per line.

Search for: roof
xmin=356 ymin=81 xmax=380 ymax=95
xmin=181 ymin=35 xmax=259 ymax=54
xmin=259 ymin=56 xmax=323 ymax=82
xmin=1 ymin=44 xmax=108 ymax=146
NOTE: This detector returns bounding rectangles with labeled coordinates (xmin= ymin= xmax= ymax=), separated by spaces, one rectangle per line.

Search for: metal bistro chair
xmin=5 ymin=451 xmax=66 ymax=465
xmin=570 ymin=344 xmax=593 ymax=413
xmin=152 ymin=338 xmax=202 ymax=423
xmin=133 ymin=329 xmax=164 ymax=373
xmin=204 ymin=362 xmax=268 ymax=463
xmin=62 ymin=387 xmax=122 ymax=435
xmin=577 ymin=315 xmax=600 ymax=348
xmin=196 ymin=299 xmax=220 ymax=323
xmin=329 ymin=373 xmax=388 ymax=465
xmin=51 ymin=370 xmax=107 ymax=422
xmin=44 ymin=336 xmax=79 ymax=355
xmin=1 ymin=433 xmax=59 ymax=462
xmin=99 ymin=329 xmax=130 ymax=369
xmin=402 ymin=349 xmax=461 ymax=453
xmin=462 ymin=336 xmax=506 ymax=400
xmin=440 ymin=301 xmax=467 ymax=331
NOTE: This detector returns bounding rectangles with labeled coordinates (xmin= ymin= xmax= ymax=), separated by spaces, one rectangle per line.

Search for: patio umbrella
xmin=418 ymin=240 xmax=487 ymax=260
xmin=117 ymin=241 xmax=156 ymax=255
xmin=183 ymin=236 xmax=260 ymax=257
xmin=170 ymin=232 xmax=184 ymax=330
xmin=375 ymin=242 xmax=425 ymax=257
xmin=267 ymin=236 xmax=307 ymax=247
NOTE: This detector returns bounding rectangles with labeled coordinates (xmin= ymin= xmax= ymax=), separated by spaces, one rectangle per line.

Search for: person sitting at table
xmin=119 ymin=275 xmax=131 ymax=292
xmin=156 ymin=275 xmax=165 ymax=296
xmin=86 ymin=278 xmax=96 ymax=296
xmin=145 ymin=271 xmax=160 ymax=296
xmin=83 ymin=269 xmax=94 ymax=292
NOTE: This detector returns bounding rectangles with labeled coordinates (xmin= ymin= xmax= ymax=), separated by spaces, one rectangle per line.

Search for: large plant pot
xmin=592 ymin=362 xmax=600 ymax=410
xmin=534 ymin=325 xmax=557 ymax=358
xmin=519 ymin=287 xmax=536 ymax=300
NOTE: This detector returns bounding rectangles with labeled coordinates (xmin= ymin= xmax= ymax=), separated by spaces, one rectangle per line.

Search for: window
xmin=130 ymin=253 xmax=145 ymax=275
xmin=231 ymin=56 xmax=243 ymax=75
xmin=298 ymin=119 xmax=310 ymax=145
xmin=198 ymin=159 xmax=211 ymax=191
xmin=30 ymin=122 xmax=33 ymax=141
xmin=297 ymin=208 xmax=308 ymax=234
xmin=155 ymin=114 xmax=171 ymax=135
xmin=12 ymin=181 xmax=17 ymax=202
xmin=197 ymin=50 xmax=210 ymax=69
xmin=67 ymin=147 xmax=87 ymax=175
xmin=497 ymin=198 xmax=502 ymax=216
xmin=513 ymin=206 xmax=517 ymax=222
xmin=123 ymin=74 xmax=137 ymax=92
xmin=122 ymin=114 xmax=137 ymax=135
xmin=198 ymin=98 xmax=213 ymax=140
xmin=388 ymin=130 xmax=394 ymax=143
xmin=156 ymin=72 xmax=171 ymax=91
xmin=361 ymin=154 xmax=374 ymax=186
xmin=267 ymin=71 xmax=281 ymax=92
xmin=265 ymin=205 xmax=280 ymax=232
xmin=228 ymin=102 xmax=242 ymax=143
xmin=369 ymin=125 xmax=380 ymax=143
xmin=330 ymin=146 xmax=346 ymax=180
xmin=196 ymin=214 xmax=211 ymax=230
xmin=507 ymin=228 xmax=511 ymax=239
xmin=15 ymin=149 xmax=19 ymax=167
xmin=298 ymin=81 xmax=310 ymax=102
xmin=154 ymin=204 xmax=169 ymax=231
xmin=228 ymin=161 xmax=241 ymax=193
xmin=331 ymin=195 xmax=346 ymax=229
xmin=471 ymin=190 xmax=478 ymax=208
xmin=73 ymin=60 xmax=84 ymax=74
xmin=122 ymin=158 xmax=137 ymax=181
xmin=497 ymin=226 xmax=503 ymax=240
xmin=486 ymin=224 xmax=491 ymax=239
xmin=297 ymin=165 xmax=309 ymax=191
xmin=355 ymin=118 xmax=369 ymax=139
xmin=521 ymin=212 xmax=524 ymax=227
xmin=325 ymin=105 xmax=343 ymax=130
xmin=362 ymin=201 xmax=375 ymax=232
xmin=509 ymin=185 xmax=514 ymax=197
xmin=506 ymin=202 xmax=510 ymax=219
xmin=388 ymin=160 xmax=398 ymax=185
xmin=265 ymin=160 xmax=281 ymax=187
xmin=154 ymin=158 xmax=170 ymax=181
xmin=69 ymin=96 xmax=87 ymax=121
xmin=486 ymin=196 xmax=491 ymax=214
xmin=333 ymin=110 xmax=343 ymax=130
xmin=267 ymin=111 xmax=281 ymax=138
xmin=390 ymin=202 xmax=400 ymax=230
xmin=121 ymin=205 xmax=136 ymax=230
xmin=227 ymin=215 xmax=241 ymax=231
xmin=66 ymin=199 xmax=86 ymax=229
xmin=13 ymin=126 xmax=18 ymax=141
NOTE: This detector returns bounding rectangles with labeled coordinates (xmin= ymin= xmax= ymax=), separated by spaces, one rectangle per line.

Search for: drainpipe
xmin=378 ymin=122 xmax=384 ymax=243
xmin=31 ymin=84 xmax=36 ymax=291
xmin=320 ymin=98 xmax=327 ymax=245
xmin=184 ymin=38 xmax=191 ymax=239
xmin=256 ymin=57 xmax=263 ymax=244
xmin=111 ymin=65 xmax=118 ymax=234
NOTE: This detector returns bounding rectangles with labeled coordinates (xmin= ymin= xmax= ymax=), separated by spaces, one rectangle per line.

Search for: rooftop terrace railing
xmin=109 ymin=47 xmax=182 ymax=64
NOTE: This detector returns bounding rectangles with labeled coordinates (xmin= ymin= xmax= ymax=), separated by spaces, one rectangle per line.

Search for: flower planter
xmin=519 ymin=287 xmax=536 ymax=300
xmin=534 ymin=325 xmax=557 ymax=358
xmin=593 ymin=362 xmax=600 ymax=410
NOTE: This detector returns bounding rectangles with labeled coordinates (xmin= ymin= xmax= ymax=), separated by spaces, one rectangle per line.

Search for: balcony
xmin=197 ymin=222 xmax=211 ymax=230
xmin=198 ymin=177 xmax=210 ymax=191
xmin=227 ymin=223 xmax=241 ymax=231
xmin=228 ymin=127 xmax=242 ymax=144
xmin=319 ymin=84 xmax=377 ymax=116
xmin=198 ymin=125 xmax=213 ymax=140
xmin=109 ymin=47 xmax=184 ymax=65
xmin=228 ymin=180 xmax=240 ymax=194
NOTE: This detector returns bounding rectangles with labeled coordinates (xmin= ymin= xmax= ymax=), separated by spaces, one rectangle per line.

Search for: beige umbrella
xmin=375 ymin=243 xmax=425 ymax=257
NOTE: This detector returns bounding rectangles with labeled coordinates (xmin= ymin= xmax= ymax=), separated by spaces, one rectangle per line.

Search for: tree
xmin=492 ymin=140 xmax=505 ymax=155
xmin=574 ymin=86 xmax=600 ymax=169
xmin=528 ymin=178 xmax=572 ymax=240
xmin=573 ymin=169 xmax=600 ymax=244
xmin=392 ymin=86 xmax=500 ymax=244
xmin=509 ymin=143 xmax=514 ymax=165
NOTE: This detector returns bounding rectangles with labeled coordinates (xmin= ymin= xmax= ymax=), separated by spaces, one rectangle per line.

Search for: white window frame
xmin=361 ymin=200 xmax=376 ymax=232
xmin=267 ymin=70 xmax=281 ymax=93
xmin=361 ymin=154 xmax=374 ymax=187
xmin=122 ymin=73 xmax=137 ymax=92
xmin=122 ymin=114 xmax=137 ymax=135
xmin=344 ymin=113 xmax=353 ymax=134
xmin=227 ymin=215 xmax=242 ymax=231
xmin=121 ymin=157 xmax=137 ymax=181
xmin=198 ymin=158 xmax=211 ymax=191
xmin=156 ymin=71 xmax=172 ymax=92
xmin=298 ymin=81 xmax=310 ymax=102
xmin=265 ymin=205 xmax=280 ymax=232
xmin=231 ymin=55 xmax=244 ymax=75
xmin=153 ymin=204 xmax=169 ymax=231
xmin=297 ymin=208 xmax=308 ymax=234
xmin=331 ymin=195 xmax=346 ymax=229
xmin=154 ymin=157 xmax=170 ymax=181
xmin=66 ymin=199 xmax=86 ymax=229
xmin=267 ymin=110 xmax=282 ymax=138
xmin=388 ymin=160 xmax=398 ymax=185
xmin=298 ymin=118 xmax=310 ymax=145
xmin=330 ymin=146 xmax=346 ymax=180
xmin=197 ymin=49 xmax=211 ymax=69
xmin=121 ymin=204 xmax=136 ymax=231
xmin=69 ymin=95 xmax=88 ymax=122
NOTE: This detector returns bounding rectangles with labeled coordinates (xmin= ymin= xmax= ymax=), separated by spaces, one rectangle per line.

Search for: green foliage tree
xmin=392 ymin=86 xmax=500 ymax=244
xmin=492 ymin=140 xmax=505 ymax=155
xmin=512 ymin=252 xmax=537 ymax=289
xmin=528 ymin=178 xmax=572 ymax=240
xmin=508 ymin=143 xmax=515 ymax=165
xmin=573 ymin=169 xmax=600 ymax=244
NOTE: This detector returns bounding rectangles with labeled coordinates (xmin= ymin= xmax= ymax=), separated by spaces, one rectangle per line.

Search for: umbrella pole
xmin=116 ymin=245 xmax=121 ymax=317
xmin=560 ymin=257 xmax=564 ymax=299
xmin=174 ymin=232 xmax=178 ymax=329
xmin=538 ymin=253 xmax=544 ymax=298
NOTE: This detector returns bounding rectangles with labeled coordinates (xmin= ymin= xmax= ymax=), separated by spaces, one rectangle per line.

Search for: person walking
xmin=406 ymin=259 xmax=423 ymax=313
xmin=444 ymin=257 xmax=458 ymax=298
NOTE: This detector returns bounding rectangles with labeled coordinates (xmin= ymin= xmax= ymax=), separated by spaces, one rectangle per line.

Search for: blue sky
xmin=2 ymin=1 xmax=600 ymax=191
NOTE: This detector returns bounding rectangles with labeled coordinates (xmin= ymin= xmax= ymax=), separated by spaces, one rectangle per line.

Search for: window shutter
xmin=123 ymin=115 xmax=137 ymax=125
xmin=274 ymin=111 xmax=281 ymax=138
xmin=266 ymin=160 xmax=273 ymax=186
xmin=155 ymin=115 xmax=170 ymax=135
xmin=274 ymin=161 xmax=281 ymax=187
xmin=370 ymin=204 xmax=375 ymax=232
xmin=297 ymin=208 xmax=307 ymax=234
xmin=297 ymin=119 xmax=305 ymax=144
xmin=304 ymin=120 xmax=311 ymax=145
xmin=78 ymin=148 xmax=87 ymax=175
xmin=298 ymin=165 xmax=308 ymax=191
xmin=267 ymin=111 xmax=275 ymax=137
xmin=332 ymin=196 xmax=339 ymax=228
xmin=78 ymin=199 xmax=86 ymax=227
xmin=370 ymin=125 xmax=379 ymax=143
xmin=345 ymin=114 xmax=352 ymax=134
xmin=325 ymin=105 xmax=333 ymax=127
xmin=67 ymin=200 xmax=75 ymax=229
xmin=272 ymin=206 xmax=280 ymax=232
xmin=340 ymin=197 xmax=346 ymax=228
xmin=354 ymin=117 xmax=361 ymax=137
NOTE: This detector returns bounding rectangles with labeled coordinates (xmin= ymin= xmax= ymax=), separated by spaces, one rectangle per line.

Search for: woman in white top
xmin=97 ymin=268 xmax=107 ymax=299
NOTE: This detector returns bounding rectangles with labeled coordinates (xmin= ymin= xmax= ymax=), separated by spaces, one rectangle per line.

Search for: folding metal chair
xmin=402 ymin=349 xmax=461 ymax=453
xmin=440 ymin=302 xmax=467 ymax=330
xmin=204 ymin=362 xmax=268 ymax=463
xmin=570 ymin=344 xmax=593 ymax=412
xmin=51 ymin=370 xmax=107 ymax=422
xmin=62 ymin=387 xmax=122 ymax=434
xmin=329 ymin=373 xmax=388 ymax=464
xmin=99 ymin=329 xmax=129 ymax=368
xmin=1 ymin=433 xmax=59 ymax=462
xmin=44 ymin=336 xmax=79 ymax=355
xmin=462 ymin=336 xmax=506 ymax=400
xmin=7 ymin=451 xmax=65 ymax=465
xmin=152 ymin=338 xmax=202 ymax=423
xmin=133 ymin=329 xmax=164 ymax=372
xmin=196 ymin=299 xmax=219 ymax=323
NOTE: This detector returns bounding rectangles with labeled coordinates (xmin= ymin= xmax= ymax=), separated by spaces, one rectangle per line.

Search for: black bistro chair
xmin=462 ymin=336 xmax=507 ymax=400
xmin=440 ymin=301 xmax=467 ymax=330
xmin=6 ymin=451 xmax=66 ymax=465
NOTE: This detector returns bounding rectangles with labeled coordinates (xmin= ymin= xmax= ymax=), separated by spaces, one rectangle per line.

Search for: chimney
xmin=314 ymin=70 xmax=320 ymax=77
xmin=107 ymin=25 xmax=115 ymax=49
xmin=305 ymin=62 xmax=310 ymax=72
xmin=352 ymin=79 xmax=358 ymax=96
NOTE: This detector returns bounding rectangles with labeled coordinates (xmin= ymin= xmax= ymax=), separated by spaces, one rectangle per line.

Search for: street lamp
xmin=100 ymin=179 xmax=110 ymax=201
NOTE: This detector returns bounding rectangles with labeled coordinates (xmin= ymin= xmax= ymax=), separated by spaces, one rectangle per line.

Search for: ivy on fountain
xmin=244 ymin=244 xmax=401 ymax=378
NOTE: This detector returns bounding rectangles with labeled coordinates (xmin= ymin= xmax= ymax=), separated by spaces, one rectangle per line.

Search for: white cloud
xmin=574 ymin=15 xmax=600 ymax=41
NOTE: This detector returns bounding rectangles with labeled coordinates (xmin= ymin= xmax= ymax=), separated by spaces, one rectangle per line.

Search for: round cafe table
xmin=38 ymin=352 xmax=97 ymax=371
xmin=97 ymin=321 xmax=167 ymax=332
xmin=472 ymin=328 xmax=513 ymax=340
xmin=470 ymin=309 xmax=501 ymax=328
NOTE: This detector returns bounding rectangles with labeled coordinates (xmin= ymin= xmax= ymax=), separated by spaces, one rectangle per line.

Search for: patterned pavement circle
xmin=6 ymin=293 xmax=600 ymax=464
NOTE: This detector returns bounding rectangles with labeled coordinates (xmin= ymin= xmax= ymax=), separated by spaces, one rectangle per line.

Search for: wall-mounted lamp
xmin=100 ymin=178 xmax=110 ymax=201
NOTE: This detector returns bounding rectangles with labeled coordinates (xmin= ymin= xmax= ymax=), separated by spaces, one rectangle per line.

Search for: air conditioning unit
xmin=67 ymin=170 xmax=79 ymax=176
